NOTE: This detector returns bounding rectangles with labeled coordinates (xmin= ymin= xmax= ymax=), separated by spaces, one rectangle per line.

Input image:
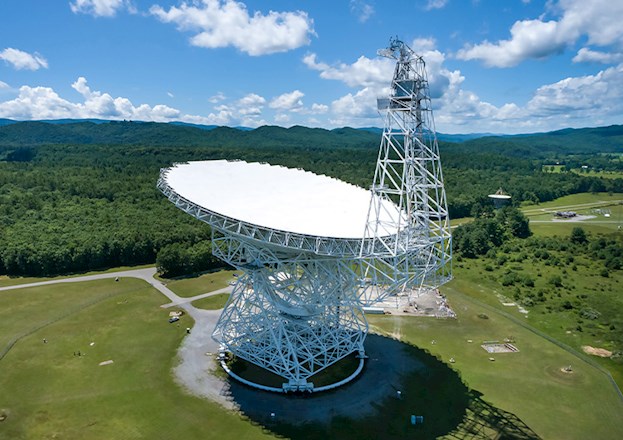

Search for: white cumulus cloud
xmin=330 ymin=87 xmax=380 ymax=126
xmin=457 ymin=19 xmax=568 ymax=67
xmin=457 ymin=0 xmax=623 ymax=67
xmin=0 ymin=77 xmax=232 ymax=125
xmin=269 ymin=90 xmax=304 ymax=111
xmin=310 ymin=103 xmax=328 ymax=114
xmin=0 ymin=48 xmax=48 ymax=71
xmin=150 ymin=0 xmax=315 ymax=56
xmin=237 ymin=93 xmax=266 ymax=116
xmin=526 ymin=63 xmax=623 ymax=117
xmin=313 ymin=36 xmax=623 ymax=132
xmin=303 ymin=53 xmax=393 ymax=88
xmin=573 ymin=48 xmax=623 ymax=64
xmin=434 ymin=63 xmax=623 ymax=132
xmin=70 ymin=0 xmax=132 ymax=17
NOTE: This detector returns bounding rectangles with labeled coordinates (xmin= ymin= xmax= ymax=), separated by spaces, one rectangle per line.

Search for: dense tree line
xmin=156 ymin=241 xmax=226 ymax=278
xmin=453 ymin=207 xmax=531 ymax=258
xmin=0 ymin=121 xmax=621 ymax=277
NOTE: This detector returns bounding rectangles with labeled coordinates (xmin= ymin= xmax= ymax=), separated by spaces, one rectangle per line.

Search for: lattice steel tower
xmin=360 ymin=38 xmax=452 ymax=303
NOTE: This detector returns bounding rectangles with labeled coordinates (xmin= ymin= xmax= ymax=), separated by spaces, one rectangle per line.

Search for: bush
xmin=501 ymin=271 xmax=521 ymax=286
xmin=579 ymin=308 xmax=601 ymax=320
xmin=548 ymin=275 xmax=563 ymax=287
xmin=569 ymin=227 xmax=588 ymax=245
xmin=522 ymin=276 xmax=535 ymax=288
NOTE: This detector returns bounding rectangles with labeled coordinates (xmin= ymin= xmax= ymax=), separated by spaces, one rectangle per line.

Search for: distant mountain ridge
xmin=460 ymin=124 xmax=623 ymax=155
xmin=0 ymin=118 xmax=620 ymax=154
xmin=0 ymin=120 xmax=379 ymax=150
xmin=0 ymin=118 xmax=497 ymax=142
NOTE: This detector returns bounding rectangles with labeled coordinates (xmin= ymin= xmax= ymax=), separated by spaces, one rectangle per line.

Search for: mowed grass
xmin=571 ymin=170 xmax=623 ymax=180
xmin=163 ymin=269 xmax=238 ymax=298
xmin=0 ymin=278 xmax=269 ymax=440
xmin=0 ymin=264 xmax=154 ymax=288
xmin=519 ymin=192 xmax=623 ymax=236
xmin=530 ymin=220 xmax=621 ymax=237
xmin=542 ymin=164 xmax=566 ymax=173
xmin=191 ymin=293 xmax=230 ymax=310
xmin=521 ymin=192 xmax=623 ymax=214
xmin=370 ymin=285 xmax=623 ymax=440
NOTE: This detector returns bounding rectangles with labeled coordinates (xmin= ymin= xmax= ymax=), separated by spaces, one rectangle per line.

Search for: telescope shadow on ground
xmin=225 ymin=334 xmax=540 ymax=439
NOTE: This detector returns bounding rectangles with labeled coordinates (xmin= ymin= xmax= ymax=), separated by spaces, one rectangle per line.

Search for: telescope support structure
xmin=212 ymin=236 xmax=367 ymax=392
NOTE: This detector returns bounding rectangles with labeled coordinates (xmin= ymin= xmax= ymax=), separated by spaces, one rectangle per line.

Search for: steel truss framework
xmin=360 ymin=38 xmax=452 ymax=305
xmin=157 ymin=38 xmax=451 ymax=392
xmin=211 ymin=238 xmax=367 ymax=390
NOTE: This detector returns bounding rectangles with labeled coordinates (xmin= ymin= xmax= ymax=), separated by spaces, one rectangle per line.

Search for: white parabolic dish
xmin=163 ymin=160 xmax=402 ymax=239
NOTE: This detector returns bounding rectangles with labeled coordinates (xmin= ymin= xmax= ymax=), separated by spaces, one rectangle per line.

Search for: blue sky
xmin=0 ymin=0 xmax=622 ymax=133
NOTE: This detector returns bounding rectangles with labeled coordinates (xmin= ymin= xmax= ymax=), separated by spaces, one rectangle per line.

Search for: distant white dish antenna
xmin=488 ymin=188 xmax=512 ymax=208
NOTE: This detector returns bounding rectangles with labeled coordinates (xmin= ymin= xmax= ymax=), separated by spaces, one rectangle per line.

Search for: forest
xmin=0 ymin=120 xmax=622 ymax=277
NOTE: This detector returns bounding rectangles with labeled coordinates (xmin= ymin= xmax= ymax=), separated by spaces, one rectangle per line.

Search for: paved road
xmin=0 ymin=267 xmax=232 ymax=316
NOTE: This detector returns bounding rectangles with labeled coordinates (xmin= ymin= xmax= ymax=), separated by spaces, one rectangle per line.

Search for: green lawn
xmin=519 ymin=192 xmax=623 ymax=235
xmin=0 ymin=264 xmax=154 ymax=288
xmin=0 ymin=278 xmax=269 ymax=440
xmin=571 ymin=170 xmax=623 ymax=179
xmin=2 ymin=275 xmax=622 ymax=439
xmin=521 ymin=192 xmax=623 ymax=215
xmin=450 ymin=216 xmax=474 ymax=228
xmin=162 ymin=270 xmax=238 ymax=298
xmin=371 ymin=284 xmax=623 ymax=439
xmin=191 ymin=293 xmax=230 ymax=310
xmin=542 ymin=164 xmax=566 ymax=173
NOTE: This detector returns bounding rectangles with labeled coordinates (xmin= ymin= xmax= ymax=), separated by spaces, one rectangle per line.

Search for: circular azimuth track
xmin=158 ymin=38 xmax=452 ymax=393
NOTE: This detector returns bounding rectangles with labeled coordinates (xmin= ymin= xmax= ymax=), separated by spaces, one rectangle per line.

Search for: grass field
xmin=571 ymin=170 xmax=623 ymax=179
xmin=192 ymin=293 xmax=230 ymax=310
xmin=541 ymin=166 xmax=623 ymax=179
xmin=163 ymin=269 xmax=238 ymax=298
xmin=2 ymin=273 xmax=622 ymax=438
xmin=520 ymin=192 xmax=623 ymax=236
xmin=0 ymin=265 xmax=154 ymax=288
xmin=0 ymin=278 xmax=269 ymax=440
xmin=542 ymin=165 xmax=566 ymax=173
xmin=521 ymin=192 xmax=623 ymax=214
xmin=371 ymin=285 xmax=623 ymax=439
xmin=454 ymin=249 xmax=623 ymax=381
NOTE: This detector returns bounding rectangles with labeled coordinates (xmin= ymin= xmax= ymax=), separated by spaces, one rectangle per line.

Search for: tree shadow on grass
xmin=225 ymin=334 xmax=540 ymax=439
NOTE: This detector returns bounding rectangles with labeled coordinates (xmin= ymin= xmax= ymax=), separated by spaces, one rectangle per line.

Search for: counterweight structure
xmin=157 ymin=39 xmax=451 ymax=392
xmin=360 ymin=38 xmax=452 ymax=304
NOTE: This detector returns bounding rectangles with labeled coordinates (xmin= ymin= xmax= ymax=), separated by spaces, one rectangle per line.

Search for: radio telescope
xmin=157 ymin=38 xmax=451 ymax=392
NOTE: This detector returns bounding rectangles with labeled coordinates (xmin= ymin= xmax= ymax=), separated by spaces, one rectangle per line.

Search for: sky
xmin=0 ymin=0 xmax=622 ymax=134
